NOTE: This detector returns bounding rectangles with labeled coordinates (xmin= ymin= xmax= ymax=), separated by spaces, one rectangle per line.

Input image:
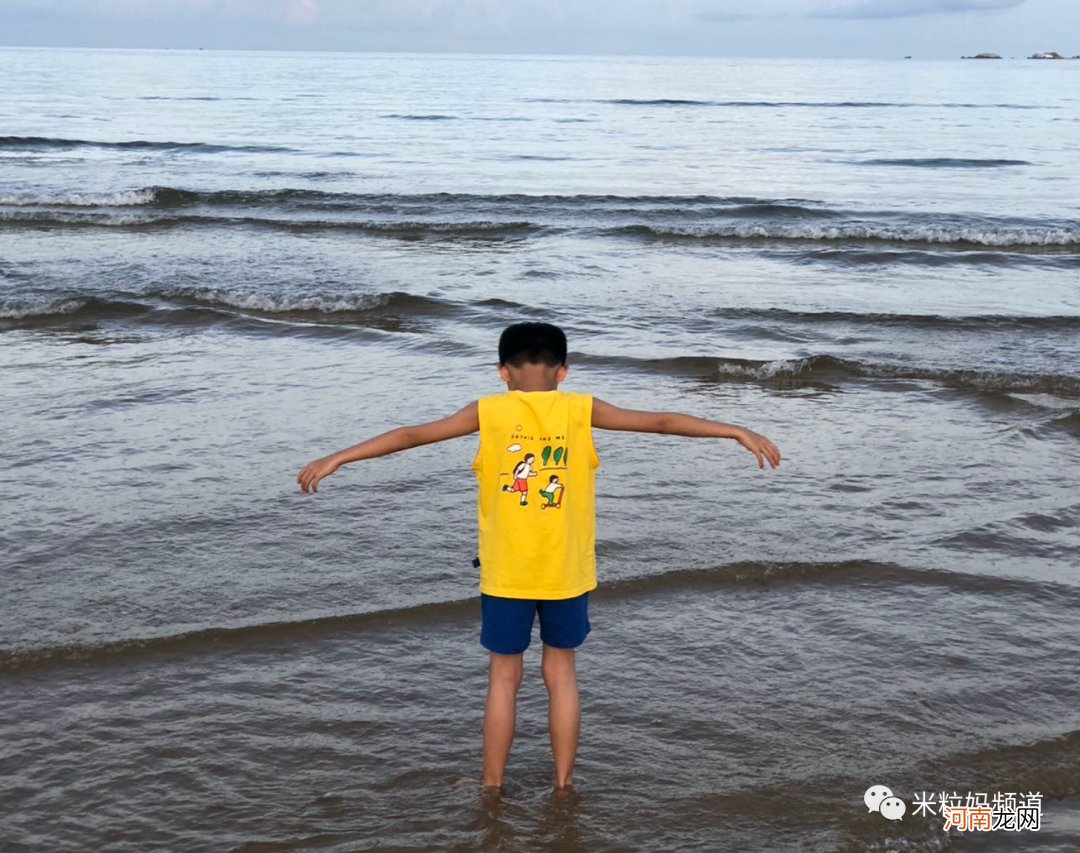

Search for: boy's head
xmin=499 ymin=322 xmax=567 ymax=367
xmin=549 ymin=475 xmax=559 ymax=483
xmin=497 ymin=322 xmax=568 ymax=389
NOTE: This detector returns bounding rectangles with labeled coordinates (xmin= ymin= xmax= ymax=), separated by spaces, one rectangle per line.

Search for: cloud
xmin=810 ymin=0 xmax=1026 ymax=19
xmin=285 ymin=0 xmax=318 ymax=24
xmin=695 ymin=10 xmax=754 ymax=22
xmin=693 ymin=5 xmax=755 ymax=22
xmin=689 ymin=1 xmax=799 ymax=22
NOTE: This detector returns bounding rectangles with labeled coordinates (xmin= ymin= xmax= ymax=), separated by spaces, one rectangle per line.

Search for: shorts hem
xmin=538 ymin=631 xmax=590 ymax=650
xmin=480 ymin=637 xmax=530 ymax=655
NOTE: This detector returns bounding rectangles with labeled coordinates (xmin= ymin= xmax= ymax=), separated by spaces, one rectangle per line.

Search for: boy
xmin=296 ymin=322 xmax=780 ymax=791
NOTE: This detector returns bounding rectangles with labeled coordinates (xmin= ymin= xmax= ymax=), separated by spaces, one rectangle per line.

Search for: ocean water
xmin=2 ymin=47 xmax=1079 ymax=853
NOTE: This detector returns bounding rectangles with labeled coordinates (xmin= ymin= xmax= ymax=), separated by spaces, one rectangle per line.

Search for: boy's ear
xmin=497 ymin=363 xmax=511 ymax=383
xmin=557 ymin=364 xmax=569 ymax=382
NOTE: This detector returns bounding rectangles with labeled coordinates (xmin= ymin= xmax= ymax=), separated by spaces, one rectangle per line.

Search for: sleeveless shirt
xmin=472 ymin=389 xmax=600 ymax=599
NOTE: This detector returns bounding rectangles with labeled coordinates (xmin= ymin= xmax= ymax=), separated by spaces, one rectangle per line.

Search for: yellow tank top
xmin=472 ymin=389 xmax=600 ymax=599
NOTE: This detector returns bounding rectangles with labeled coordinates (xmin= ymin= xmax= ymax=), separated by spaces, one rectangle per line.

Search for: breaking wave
xmin=1 ymin=185 xmax=1077 ymax=250
xmin=713 ymin=306 xmax=1080 ymax=330
xmin=0 ymin=135 xmax=294 ymax=154
xmin=0 ymin=289 xmax=469 ymax=322
xmin=3 ymin=558 xmax=1069 ymax=674
xmin=0 ymin=188 xmax=161 ymax=207
xmin=572 ymin=352 xmax=1080 ymax=397
xmin=612 ymin=222 xmax=1080 ymax=248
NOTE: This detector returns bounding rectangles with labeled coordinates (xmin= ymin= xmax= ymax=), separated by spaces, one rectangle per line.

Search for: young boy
xmin=296 ymin=322 xmax=780 ymax=792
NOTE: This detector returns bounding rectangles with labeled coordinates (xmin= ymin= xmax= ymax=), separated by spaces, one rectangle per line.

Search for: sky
xmin=0 ymin=0 xmax=1077 ymax=58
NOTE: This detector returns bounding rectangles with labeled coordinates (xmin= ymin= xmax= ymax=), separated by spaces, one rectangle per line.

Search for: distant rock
xmin=1029 ymin=51 xmax=1064 ymax=59
xmin=964 ymin=52 xmax=1002 ymax=59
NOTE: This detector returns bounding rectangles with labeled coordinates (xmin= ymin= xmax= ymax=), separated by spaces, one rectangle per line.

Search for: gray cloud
xmin=810 ymin=0 xmax=1026 ymax=19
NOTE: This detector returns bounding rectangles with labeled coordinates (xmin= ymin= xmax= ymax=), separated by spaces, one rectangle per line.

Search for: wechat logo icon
xmin=865 ymin=785 xmax=906 ymax=821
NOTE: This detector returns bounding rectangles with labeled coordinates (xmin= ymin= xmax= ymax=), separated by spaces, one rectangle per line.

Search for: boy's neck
xmin=502 ymin=363 xmax=563 ymax=392
xmin=508 ymin=379 xmax=560 ymax=392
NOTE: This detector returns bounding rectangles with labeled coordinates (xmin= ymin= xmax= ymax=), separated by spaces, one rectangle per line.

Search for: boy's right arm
xmin=591 ymin=397 xmax=781 ymax=470
xmin=296 ymin=401 xmax=479 ymax=493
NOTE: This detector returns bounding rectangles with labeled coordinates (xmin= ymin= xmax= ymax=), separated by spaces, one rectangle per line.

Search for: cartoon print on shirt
xmin=501 ymin=437 xmax=569 ymax=509
xmin=502 ymin=453 xmax=537 ymax=505
xmin=539 ymin=445 xmax=569 ymax=466
xmin=539 ymin=475 xmax=564 ymax=509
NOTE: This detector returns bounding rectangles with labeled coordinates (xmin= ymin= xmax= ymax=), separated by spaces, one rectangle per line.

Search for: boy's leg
xmin=479 ymin=594 xmax=536 ymax=788
xmin=482 ymin=651 xmax=524 ymax=788
xmin=541 ymin=645 xmax=580 ymax=789
xmin=537 ymin=593 xmax=590 ymax=789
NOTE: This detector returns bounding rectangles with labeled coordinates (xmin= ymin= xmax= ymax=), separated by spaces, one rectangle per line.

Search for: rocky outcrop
xmin=964 ymin=52 xmax=1002 ymax=59
xmin=1029 ymin=51 xmax=1064 ymax=59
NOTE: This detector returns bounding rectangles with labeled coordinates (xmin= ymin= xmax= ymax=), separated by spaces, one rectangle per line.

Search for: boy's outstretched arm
xmin=296 ymin=402 xmax=479 ymax=493
xmin=591 ymin=398 xmax=780 ymax=470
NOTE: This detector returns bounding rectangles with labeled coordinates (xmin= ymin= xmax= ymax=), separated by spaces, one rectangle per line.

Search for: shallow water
xmin=2 ymin=48 xmax=1079 ymax=852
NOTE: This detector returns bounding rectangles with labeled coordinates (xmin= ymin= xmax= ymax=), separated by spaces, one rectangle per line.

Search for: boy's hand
xmin=735 ymin=428 xmax=781 ymax=470
xmin=297 ymin=455 xmax=341 ymax=493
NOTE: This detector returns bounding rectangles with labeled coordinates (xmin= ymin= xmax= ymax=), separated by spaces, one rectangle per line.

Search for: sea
xmin=2 ymin=47 xmax=1079 ymax=853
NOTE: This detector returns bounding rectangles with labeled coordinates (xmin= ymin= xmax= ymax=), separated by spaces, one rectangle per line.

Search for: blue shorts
xmin=480 ymin=592 xmax=591 ymax=655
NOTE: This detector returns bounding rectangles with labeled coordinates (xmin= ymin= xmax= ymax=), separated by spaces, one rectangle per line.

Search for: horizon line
xmin=0 ymin=44 xmax=1068 ymax=61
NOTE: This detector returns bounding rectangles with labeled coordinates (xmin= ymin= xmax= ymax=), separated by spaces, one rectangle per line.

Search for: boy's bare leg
xmin=482 ymin=651 xmax=523 ymax=788
xmin=541 ymin=644 xmax=580 ymax=789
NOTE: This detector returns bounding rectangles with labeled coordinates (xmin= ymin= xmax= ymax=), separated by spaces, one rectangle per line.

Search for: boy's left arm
xmin=591 ymin=398 xmax=780 ymax=470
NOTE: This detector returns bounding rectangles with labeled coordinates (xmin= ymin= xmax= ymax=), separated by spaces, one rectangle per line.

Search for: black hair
xmin=498 ymin=322 xmax=567 ymax=367
xmin=549 ymin=475 xmax=559 ymax=482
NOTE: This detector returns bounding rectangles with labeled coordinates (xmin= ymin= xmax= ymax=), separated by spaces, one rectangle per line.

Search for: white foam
xmin=0 ymin=189 xmax=158 ymax=207
xmin=158 ymin=285 xmax=393 ymax=314
xmin=714 ymin=358 xmax=813 ymax=379
xmin=0 ymin=297 xmax=87 ymax=319
xmin=639 ymin=222 xmax=1080 ymax=247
